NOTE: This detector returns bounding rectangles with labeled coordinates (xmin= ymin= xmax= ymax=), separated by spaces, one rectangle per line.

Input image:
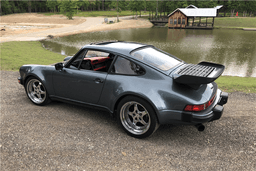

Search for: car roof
xmin=82 ymin=41 xmax=151 ymax=56
xmin=81 ymin=41 xmax=183 ymax=75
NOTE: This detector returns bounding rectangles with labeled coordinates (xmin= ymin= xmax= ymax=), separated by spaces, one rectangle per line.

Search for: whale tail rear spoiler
xmin=173 ymin=62 xmax=225 ymax=89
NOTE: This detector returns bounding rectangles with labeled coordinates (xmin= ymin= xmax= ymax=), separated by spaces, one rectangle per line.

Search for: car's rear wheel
xmin=25 ymin=77 xmax=51 ymax=106
xmin=117 ymin=96 xmax=159 ymax=138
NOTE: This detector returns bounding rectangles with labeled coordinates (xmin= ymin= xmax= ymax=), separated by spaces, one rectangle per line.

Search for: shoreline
xmin=0 ymin=15 xmax=153 ymax=43
xmin=51 ymin=19 xmax=153 ymax=40
xmin=214 ymin=26 xmax=256 ymax=30
xmin=1 ymin=13 xmax=255 ymax=43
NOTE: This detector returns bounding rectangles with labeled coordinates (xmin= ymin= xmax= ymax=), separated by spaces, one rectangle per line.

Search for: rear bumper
xmin=181 ymin=91 xmax=228 ymax=123
xmin=218 ymin=92 xmax=228 ymax=105
xmin=183 ymin=104 xmax=223 ymax=123
xmin=158 ymin=90 xmax=228 ymax=125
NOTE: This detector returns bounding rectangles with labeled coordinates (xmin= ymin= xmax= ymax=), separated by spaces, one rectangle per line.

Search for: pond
xmin=41 ymin=28 xmax=256 ymax=77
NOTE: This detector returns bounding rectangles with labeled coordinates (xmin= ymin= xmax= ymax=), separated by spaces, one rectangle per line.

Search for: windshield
xmin=131 ymin=47 xmax=181 ymax=71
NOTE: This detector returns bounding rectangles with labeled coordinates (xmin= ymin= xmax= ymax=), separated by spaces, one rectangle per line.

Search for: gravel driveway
xmin=1 ymin=71 xmax=256 ymax=170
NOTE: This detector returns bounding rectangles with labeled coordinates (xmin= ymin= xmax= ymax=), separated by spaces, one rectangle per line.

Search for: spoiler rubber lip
xmin=173 ymin=61 xmax=225 ymax=89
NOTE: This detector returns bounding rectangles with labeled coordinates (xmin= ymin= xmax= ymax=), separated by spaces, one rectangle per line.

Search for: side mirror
xmin=64 ymin=56 xmax=72 ymax=61
xmin=55 ymin=62 xmax=63 ymax=70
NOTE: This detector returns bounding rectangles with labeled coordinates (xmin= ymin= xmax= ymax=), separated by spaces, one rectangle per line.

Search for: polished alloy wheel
xmin=120 ymin=101 xmax=151 ymax=135
xmin=26 ymin=79 xmax=46 ymax=104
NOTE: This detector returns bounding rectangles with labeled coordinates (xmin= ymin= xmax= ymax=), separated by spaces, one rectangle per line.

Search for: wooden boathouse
xmin=168 ymin=5 xmax=222 ymax=29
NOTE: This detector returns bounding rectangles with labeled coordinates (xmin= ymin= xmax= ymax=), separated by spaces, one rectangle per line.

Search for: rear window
xmin=130 ymin=47 xmax=181 ymax=71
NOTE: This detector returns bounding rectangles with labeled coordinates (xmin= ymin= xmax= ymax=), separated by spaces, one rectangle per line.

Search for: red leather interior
xmin=84 ymin=57 xmax=110 ymax=71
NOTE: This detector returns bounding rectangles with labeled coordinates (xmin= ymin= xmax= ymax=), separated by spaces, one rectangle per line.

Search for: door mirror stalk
xmin=55 ymin=63 xmax=64 ymax=71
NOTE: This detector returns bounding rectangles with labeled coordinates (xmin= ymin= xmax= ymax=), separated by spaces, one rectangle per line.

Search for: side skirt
xmin=50 ymin=96 xmax=113 ymax=115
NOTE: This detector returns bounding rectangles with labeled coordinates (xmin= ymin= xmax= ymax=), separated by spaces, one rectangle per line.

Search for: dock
xmin=243 ymin=28 xmax=256 ymax=31
xmin=150 ymin=20 xmax=168 ymax=26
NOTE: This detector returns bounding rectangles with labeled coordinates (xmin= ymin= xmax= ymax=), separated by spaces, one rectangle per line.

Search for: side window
xmin=79 ymin=50 xmax=115 ymax=72
xmin=111 ymin=56 xmax=145 ymax=75
xmin=174 ymin=19 xmax=177 ymax=24
xmin=85 ymin=50 xmax=109 ymax=58
xmin=68 ymin=49 xmax=87 ymax=69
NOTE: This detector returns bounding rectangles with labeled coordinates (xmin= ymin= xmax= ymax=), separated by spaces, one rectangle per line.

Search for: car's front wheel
xmin=117 ymin=96 xmax=159 ymax=138
xmin=25 ymin=77 xmax=51 ymax=106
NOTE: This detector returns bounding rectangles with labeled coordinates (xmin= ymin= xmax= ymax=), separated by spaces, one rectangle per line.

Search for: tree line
xmin=1 ymin=0 xmax=256 ymax=19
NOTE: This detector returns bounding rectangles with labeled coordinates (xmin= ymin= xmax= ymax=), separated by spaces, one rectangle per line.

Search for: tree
xmin=77 ymin=0 xmax=90 ymax=11
xmin=102 ymin=0 xmax=104 ymax=11
xmin=158 ymin=1 xmax=168 ymax=17
xmin=96 ymin=0 xmax=100 ymax=11
xmin=247 ymin=1 xmax=256 ymax=17
xmin=219 ymin=1 xmax=230 ymax=17
xmin=28 ymin=0 xmax=31 ymax=13
xmin=166 ymin=1 xmax=179 ymax=14
xmin=75 ymin=0 xmax=84 ymax=14
xmin=1 ymin=1 xmax=12 ymax=15
xmin=116 ymin=0 xmax=120 ymax=22
xmin=239 ymin=1 xmax=256 ymax=17
xmin=228 ymin=0 xmax=239 ymax=17
xmin=129 ymin=0 xmax=144 ymax=19
xmin=146 ymin=1 xmax=155 ymax=19
xmin=46 ymin=0 xmax=59 ymax=13
xmin=111 ymin=0 xmax=127 ymax=22
xmin=104 ymin=1 xmax=113 ymax=11
xmin=60 ymin=1 xmax=76 ymax=19
xmin=88 ymin=0 xmax=96 ymax=11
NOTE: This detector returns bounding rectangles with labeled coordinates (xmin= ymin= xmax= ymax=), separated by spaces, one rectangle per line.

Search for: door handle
xmin=94 ymin=78 xmax=103 ymax=84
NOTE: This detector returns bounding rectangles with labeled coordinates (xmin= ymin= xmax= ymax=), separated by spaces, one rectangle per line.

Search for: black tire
xmin=117 ymin=96 xmax=159 ymax=138
xmin=25 ymin=77 xmax=51 ymax=106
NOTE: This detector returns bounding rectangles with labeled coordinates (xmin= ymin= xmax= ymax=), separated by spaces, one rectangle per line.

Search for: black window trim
xmin=64 ymin=48 xmax=88 ymax=69
xmin=64 ymin=48 xmax=117 ymax=73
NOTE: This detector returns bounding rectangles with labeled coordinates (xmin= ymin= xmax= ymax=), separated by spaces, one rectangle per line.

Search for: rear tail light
xmin=184 ymin=95 xmax=216 ymax=112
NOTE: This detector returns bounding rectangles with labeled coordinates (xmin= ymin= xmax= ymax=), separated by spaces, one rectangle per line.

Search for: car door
xmin=52 ymin=68 xmax=107 ymax=104
xmin=52 ymin=49 xmax=109 ymax=104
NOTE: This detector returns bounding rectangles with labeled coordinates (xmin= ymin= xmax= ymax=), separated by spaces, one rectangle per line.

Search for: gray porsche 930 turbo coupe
xmin=18 ymin=41 xmax=228 ymax=138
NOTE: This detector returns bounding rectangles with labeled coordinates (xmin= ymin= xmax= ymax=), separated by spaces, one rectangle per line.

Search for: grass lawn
xmin=214 ymin=17 xmax=256 ymax=28
xmin=0 ymin=41 xmax=64 ymax=71
xmin=218 ymin=12 xmax=255 ymax=18
xmin=1 ymin=41 xmax=255 ymax=93
xmin=43 ymin=10 xmax=149 ymax=17
xmin=215 ymin=76 xmax=256 ymax=93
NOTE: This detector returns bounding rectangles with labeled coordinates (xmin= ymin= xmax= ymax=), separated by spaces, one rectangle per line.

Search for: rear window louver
xmin=173 ymin=62 xmax=225 ymax=89
xmin=177 ymin=64 xmax=215 ymax=77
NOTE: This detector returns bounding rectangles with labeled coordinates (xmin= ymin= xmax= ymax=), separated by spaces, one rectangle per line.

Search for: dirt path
xmin=0 ymin=13 xmax=87 ymax=38
xmin=1 ymin=71 xmax=256 ymax=170
xmin=0 ymin=13 xmax=153 ymax=42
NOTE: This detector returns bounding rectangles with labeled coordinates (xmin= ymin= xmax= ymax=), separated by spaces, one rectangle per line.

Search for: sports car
xmin=18 ymin=41 xmax=228 ymax=138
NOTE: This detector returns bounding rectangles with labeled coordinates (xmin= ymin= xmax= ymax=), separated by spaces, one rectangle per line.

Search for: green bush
xmin=59 ymin=1 xmax=76 ymax=20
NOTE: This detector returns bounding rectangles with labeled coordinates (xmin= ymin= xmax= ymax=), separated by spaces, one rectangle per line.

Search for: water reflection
xmin=41 ymin=28 xmax=256 ymax=77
